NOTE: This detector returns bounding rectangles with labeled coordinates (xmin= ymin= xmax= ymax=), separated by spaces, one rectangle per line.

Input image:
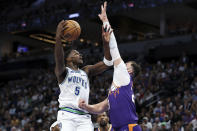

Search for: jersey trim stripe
xmin=59 ymin=107 xmax=88 ymax=115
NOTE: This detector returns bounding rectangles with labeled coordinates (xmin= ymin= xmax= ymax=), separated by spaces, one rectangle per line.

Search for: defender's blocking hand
xmin=98 ymin=1 xmax=108 ymax=23
xmin=102 ymin=25 xmax=113 ymax=44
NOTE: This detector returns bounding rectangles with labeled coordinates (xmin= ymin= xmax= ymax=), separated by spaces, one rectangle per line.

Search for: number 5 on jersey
xmin=75 ymin=86 xmax=80 ymax=96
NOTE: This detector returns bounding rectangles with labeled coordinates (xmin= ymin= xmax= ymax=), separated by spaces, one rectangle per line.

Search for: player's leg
xmin=57 ymin=111 xmax=77 ymax=131
xmin=76 ymin=115 xmax=94 ymax=131
xmin=50 ymin=121 xmax=62 ymax=131
xmin=76 ymin=123 xmax=94 ymax=131
xmin=61 ymin=120 xmax=76 ymax=131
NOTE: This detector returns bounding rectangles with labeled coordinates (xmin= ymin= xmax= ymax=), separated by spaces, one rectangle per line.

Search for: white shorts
xmin=57 ymin=110 xmax=94 ymax=131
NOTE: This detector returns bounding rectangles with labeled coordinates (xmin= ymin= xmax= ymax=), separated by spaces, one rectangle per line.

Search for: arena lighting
xmin=29 ymin=34 xmax=67 ymax=46
xmin=86 ymin=40 xmax=91 ymax=44
xmin=128 ymin=3 xmax=134 ymax=7
xmin=69 ymin=13 xmax=80 ymax=18
xmin=21 ymin=22 xmax=26 ymax=27
xmin=30 ymin=34 xmax=56 ymax=44
xmin=94 ymin=42 xmax=99 ymax=46
xmin=80 ymin=38 xmax=84 ymax=42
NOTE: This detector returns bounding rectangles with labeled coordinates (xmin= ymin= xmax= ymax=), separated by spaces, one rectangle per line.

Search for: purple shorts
xmin=111 ymin=124 xmax=142 ymax=131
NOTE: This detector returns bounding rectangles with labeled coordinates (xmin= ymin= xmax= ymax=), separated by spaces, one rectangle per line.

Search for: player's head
xmin=97 ymin=112 xmax=109 ymax=127
xmin=126 ymin=61 xmax=141 ymax=79
xmin=65 ymin=49 xmax=83 ymax=65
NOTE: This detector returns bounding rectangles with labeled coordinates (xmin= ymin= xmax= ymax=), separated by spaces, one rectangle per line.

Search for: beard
xmin=100 ymin=119 xmax=107 ymax=127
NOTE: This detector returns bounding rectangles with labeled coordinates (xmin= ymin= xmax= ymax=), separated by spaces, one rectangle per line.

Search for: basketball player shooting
xmin=53 ymin=17 xmax=113 ymax=130
xmin=79 ymin=2 xmax=142 ymax=131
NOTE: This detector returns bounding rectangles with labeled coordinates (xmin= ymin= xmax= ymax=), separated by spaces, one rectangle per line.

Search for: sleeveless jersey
xmin=58 ymin=67 xmax=89 ymax=112
xmin=108 ymin=76 xmax=138 ymax=128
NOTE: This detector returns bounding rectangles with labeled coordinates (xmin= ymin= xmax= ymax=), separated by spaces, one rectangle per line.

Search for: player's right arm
xmin=78 ymin=99 xmax=109 ymax=114
xmin=55 ymin=20 xmax=68 ymax=83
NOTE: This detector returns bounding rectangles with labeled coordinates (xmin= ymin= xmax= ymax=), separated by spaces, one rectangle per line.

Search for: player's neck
xmin=67 ymin=62 xmax=79 ymax=70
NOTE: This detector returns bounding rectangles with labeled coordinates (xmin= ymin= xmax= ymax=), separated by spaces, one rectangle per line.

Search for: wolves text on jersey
xmin=68 ymin=76 xmax=87 ymax=89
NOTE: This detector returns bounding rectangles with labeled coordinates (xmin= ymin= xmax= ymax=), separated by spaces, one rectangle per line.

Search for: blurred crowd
xmin=0 ymin=0 xmax=188 ymax=32
xmin=119 ymin=22 xmax=197 ymax=43
xmin=0 ymin=48 xmax=196 ymax=131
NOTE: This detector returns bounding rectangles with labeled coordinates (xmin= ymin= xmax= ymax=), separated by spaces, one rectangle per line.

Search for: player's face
xmin=68 ymin=50 xmax=83 ymax=64
xmin=126 ymin=62 xmax=134 ymax=75
xmin=97 ymin=112 xmax=109 ymax=127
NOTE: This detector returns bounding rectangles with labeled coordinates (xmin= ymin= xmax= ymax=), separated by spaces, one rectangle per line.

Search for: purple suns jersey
xmin=108 ymin=75 xmax=138 ymax=128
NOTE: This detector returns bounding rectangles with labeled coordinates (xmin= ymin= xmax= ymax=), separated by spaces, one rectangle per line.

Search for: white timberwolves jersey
xmin=58 ymin=67 xmax=90 ymax=112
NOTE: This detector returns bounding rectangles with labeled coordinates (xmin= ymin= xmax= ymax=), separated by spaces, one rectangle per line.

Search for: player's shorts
xmin=111 ymin=124 xmax=142 ymax=131
xmin=57 ymin=107 xmax=94 ymax=131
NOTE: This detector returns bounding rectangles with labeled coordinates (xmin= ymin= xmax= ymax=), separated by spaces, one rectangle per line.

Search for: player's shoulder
xmin=81 ymin=65 xmax=91 ymax=74
xmin=80 ymin=68 xmax=88 ymax=76
xmin=65 ymin=66 xmax=72 ymax=71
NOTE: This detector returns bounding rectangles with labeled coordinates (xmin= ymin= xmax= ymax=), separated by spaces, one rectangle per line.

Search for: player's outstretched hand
xmin=78 ymin=99 xmax=87 ymax=110
xmin=56 ymin=20 xmax=68 ymax=40
xmin=102 ymin=25 xmax=113 ymax=44
xmin=98 ymin=1 xmax=108 ymax=22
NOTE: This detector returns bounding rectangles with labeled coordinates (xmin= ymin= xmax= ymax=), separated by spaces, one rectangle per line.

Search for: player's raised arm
xmin=99 ymin=1 xmax=130 ymax=86
xmin=98 ymin=2 xmax=122 ymax=67
xmin=55 ymin=20 xmax=67 ymax=83
xmin=82 ymin=25 xmax=112 ymax=76
xmin=82 ymin=2 xmax=113 ymax=76
xmin=78 ymin=99 xmax=109 ymax=114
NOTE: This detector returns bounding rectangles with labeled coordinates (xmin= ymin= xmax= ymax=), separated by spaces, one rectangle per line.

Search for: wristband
xmin=103 ymin=22 xmax=112 ymax=32
xmin=103 ymin=57 xmax=113 ymax=66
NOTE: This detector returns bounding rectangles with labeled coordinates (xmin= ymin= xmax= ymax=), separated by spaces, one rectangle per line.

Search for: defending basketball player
xmin=79 ymin=2 xmax=142 ymax=131
xmin=54 ymin=18 xmax=113 ymax=130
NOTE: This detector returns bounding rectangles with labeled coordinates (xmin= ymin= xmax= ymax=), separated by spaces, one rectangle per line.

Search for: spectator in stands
xmin=95 ymin=112 xmax=112 ymax=131
xmin=142 ymin=117 xmax=152 ymax=130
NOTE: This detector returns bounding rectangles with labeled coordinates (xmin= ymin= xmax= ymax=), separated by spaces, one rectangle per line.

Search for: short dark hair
xmin=64 ymin=48 xmax=73 ymax=60
xmin=130 ymin=61 xmax=141 ymax=79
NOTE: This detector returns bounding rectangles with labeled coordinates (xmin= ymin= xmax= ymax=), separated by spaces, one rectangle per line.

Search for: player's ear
xmin=66 ymin=57 xmax=72 ymax=62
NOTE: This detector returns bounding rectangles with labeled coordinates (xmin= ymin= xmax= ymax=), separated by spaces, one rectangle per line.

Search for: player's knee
xmin=51 ymin=125 xmax=60 ymax=131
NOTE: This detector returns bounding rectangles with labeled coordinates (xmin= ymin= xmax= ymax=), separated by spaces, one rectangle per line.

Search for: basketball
xmin=63 ymin=20 xmax=81 ymax=41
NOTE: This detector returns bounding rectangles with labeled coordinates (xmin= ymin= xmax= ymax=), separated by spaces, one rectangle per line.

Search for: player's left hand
xmin=78 ymin=99 xmax=87 ymax=110
xmin=98 ymin=1 xmax=108 ymax=22
xmin=102 ymin=25 xmax=113 ymax=44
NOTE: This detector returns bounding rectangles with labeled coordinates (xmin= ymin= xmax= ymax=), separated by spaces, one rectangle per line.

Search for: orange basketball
xmin=63 ymin=20 xmax=81 ymax=41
